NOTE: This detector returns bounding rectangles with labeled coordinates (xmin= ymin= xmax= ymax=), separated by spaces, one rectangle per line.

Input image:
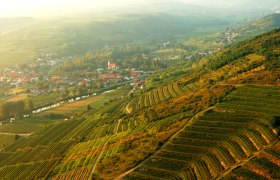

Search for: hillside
xmin=0 ymin=14 xmax=227 ymax=67
xmin=0 ymin=29 xmax=279 ymax=179
xmin=236 ymin=13 xmax=280 ymax=40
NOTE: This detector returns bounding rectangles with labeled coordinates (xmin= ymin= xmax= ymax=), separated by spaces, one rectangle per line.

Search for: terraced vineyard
xmin=0 ymin=92 xmax=190 ymax=179
xmin=123 ymin=85 xmax=280 ymax=179
xmin=225 ymin=141 xmax=280 ymax=180
xmin=0 ymin=95 xmax=128 ymax=179
xmin=127 ymin=82 xmax=203 ymax=112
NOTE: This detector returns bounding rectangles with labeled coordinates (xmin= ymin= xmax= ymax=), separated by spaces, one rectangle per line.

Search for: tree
xmin=15 ymin=101 xmax=25 ymax=117
xmin=70 ymin=87 xmax=77 ymax=97
xmin=15 ymin=134 xmax=20 ymax=141
xmin=28 ymin=100 xmax=34 ymax=110
xmin=87 ymin=105 xmax=92 ymax=111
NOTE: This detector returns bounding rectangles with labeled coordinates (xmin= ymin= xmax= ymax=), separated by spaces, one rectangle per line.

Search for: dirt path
xmin=88 ymin=141 xmax=109 ymax=180
xmin=0 ymin=132 xmax=32 ymax=136
xmin=125 ymin=105 xmax=132 ymax=114
xmin=114 ymin=119 xmax=122 ymax=134
xmin=88 ymin=119 xmax=123 ymax=179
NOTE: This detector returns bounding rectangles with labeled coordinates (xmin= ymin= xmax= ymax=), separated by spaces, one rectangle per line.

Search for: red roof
xmin=109 ymin=64 xmax=117 ymax=67
xmin=8 ymin=71 xmax=16 ymax=77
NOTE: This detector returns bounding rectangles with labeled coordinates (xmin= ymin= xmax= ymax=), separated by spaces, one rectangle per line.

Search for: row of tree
xmin=0 ymin=100 xmax=33 ymax=119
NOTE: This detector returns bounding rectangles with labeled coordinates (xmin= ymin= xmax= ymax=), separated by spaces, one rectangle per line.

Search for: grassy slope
xmin=237 ymin=13 xmax=280 ymax=40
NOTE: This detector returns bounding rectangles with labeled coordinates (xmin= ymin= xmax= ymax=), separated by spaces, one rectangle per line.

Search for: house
xmin=100 ymin=73 xmax=117 ymax=79
xmin=97 ymin=68 xmax=104 ymax=72
xmin=130 ymin=70 xmax=142 ymax=78
xmin=108 ymin=61 xmax=118 ymax=70
xmin=78 ymin=79 xmax=88 ymax=86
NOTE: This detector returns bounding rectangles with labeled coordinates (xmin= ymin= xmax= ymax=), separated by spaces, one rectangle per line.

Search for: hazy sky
xmin=0 ymin=0 xmax=278 ymax=17
xmin=0 ymin=0 xmax=108 ymax=17
xmin=0 ymin=0 xmax=227 ymax=17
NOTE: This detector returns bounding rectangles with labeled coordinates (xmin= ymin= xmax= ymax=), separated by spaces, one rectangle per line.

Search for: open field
xmin=43 ymin=89 xmax=130 ymax=115
xmin=25 ymin=93 xmax=60 ymax=108
xmin=0 ymin=116 xmax=56 ymax=134
xmin=6 ymin=94 xmax=30 ymax=102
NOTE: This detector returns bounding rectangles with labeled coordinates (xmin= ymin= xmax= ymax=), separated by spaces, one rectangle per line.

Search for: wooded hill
xmin=0 ymin=29 xmax=279 ymax=179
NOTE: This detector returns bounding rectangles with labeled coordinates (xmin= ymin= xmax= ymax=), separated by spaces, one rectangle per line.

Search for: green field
xmin=43 ymin=88 xmax=130 ymax=115
xmin=0 ymin=116 xmax=55 ymax=134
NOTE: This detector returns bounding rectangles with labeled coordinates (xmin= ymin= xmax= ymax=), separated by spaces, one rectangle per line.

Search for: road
xmin=0 ymin=132 xmax=32 ymax=136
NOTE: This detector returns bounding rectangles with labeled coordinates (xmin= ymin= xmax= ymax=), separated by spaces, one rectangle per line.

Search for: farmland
xmin=123 ymin=85 xmax=280 ymax=179
xmin=0 ymin=116 xmax=54 ymax=134
xmin=127 ymin=82 xmax=191 ymax=112
xmin=0 ymin=88 xmax=130 ymax=150
xmin=43 ymin=88 xmax=130 ymax=115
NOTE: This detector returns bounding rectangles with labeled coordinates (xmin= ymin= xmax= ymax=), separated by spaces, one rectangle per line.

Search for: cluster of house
xmin=0 ymin=53 xmax=71 ymax=88
xmin=0 ymin=66 xmax=40 ymax=87
xmin=0 ymin=54 xmax=145 ymax=97
xmin=94 ymin=61 xmax=144 ymax=86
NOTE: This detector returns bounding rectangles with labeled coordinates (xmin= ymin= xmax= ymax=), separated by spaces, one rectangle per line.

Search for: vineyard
xmin=127 ymin=81 xmax=203 ymax=112
xmin=123 ymin=85 xmax=280 ymax=179
xmin=0 ymin=91 xmax=190 ymax=179
xmin=225 ymin=141 xmax=280 ymax=180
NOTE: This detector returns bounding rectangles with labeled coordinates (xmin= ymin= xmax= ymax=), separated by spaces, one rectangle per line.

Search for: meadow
xmin=43 ymin=88 xmax=130 ymax=115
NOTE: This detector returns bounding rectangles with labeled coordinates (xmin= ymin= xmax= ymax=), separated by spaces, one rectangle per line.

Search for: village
xmin=0 ymin=52 xmax=146 ymax=97
xmin=0 ymin=24 xmax=246 ymax=119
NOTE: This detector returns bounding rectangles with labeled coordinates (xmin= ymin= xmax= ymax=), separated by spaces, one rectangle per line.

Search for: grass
xmin=152 ymin=48 xmax=187 ymax=56
xmin=0 ymin=116 xmax=57 ymax=134
xmin=44 ymin=96 xmax=106 ymax=115
xmin=42 ymin=88 xmax=130 ymax=116
xmin=6 ymin=94 xmax=29 ymax=102
xmin=25 ymin=93 xmax=60 ymax=108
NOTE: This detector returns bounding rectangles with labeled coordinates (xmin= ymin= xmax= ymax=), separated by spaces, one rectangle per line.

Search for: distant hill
xmin=0 ymin=14 xmax=228 ymax=67
xmin=252 ymin=13 xmax=280 ymax=29
xmin=0 ymin=17 xmax=36 ymax=32
xmin=237 ymin=13 xmax=280 ymax=40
